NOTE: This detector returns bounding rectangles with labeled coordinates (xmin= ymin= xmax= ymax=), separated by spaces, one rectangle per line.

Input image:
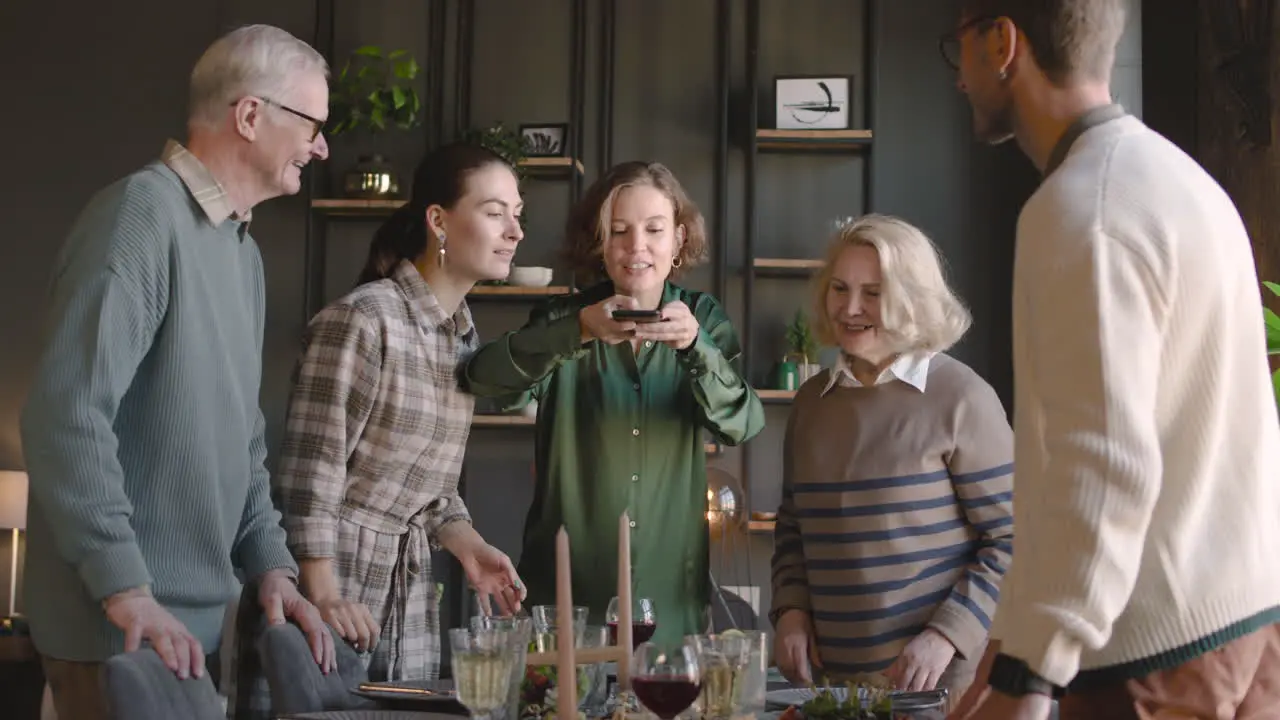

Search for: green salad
xmin=798 ymin=678 xmax=893 ymax=720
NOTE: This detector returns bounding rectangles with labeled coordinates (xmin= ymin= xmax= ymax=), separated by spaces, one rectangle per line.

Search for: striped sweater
xmin=769 ymin=353 xmax=1014 ymax=679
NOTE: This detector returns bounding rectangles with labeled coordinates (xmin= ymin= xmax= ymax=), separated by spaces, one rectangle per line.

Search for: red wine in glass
xmin=607 ymin=620 xmax=658 ymax=649
xmin=631 ymin=675 xmax=702 ymax=720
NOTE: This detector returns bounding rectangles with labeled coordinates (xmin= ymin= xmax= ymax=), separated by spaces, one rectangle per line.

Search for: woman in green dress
xmin=464 ymin=161 xmax=764 ymax=643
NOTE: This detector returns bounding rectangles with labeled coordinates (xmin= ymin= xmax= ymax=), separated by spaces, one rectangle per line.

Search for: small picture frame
xmin=519 ymin=123 xmax=569 ymax=157
xmin=774 ymin=75 xmax=852 ymax=130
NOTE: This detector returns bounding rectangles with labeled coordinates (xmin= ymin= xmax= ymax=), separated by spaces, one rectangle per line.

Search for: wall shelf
xmin=309 ymin=158 xmax=584 ymax=217
xmin=755 ymin=128 xmax=873 ymax=152
xmin=755 ymin=389 xmax=797 ymax=403
xmin=311 ymin=198 xmax=405 ymax=216
xmin=469 ymin=285 xmax=572 ymax=299
xmin=752 ymin=257 xmax=823 ymax=277
xmin=473 ymin=414 xmax=535 ymax=427
xmin=520 ymin=156 xmax=585 ymax=175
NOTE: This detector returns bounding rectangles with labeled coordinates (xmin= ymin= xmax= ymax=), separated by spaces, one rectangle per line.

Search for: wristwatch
xmin=987 ymin=653 xmax=1066 ymax=699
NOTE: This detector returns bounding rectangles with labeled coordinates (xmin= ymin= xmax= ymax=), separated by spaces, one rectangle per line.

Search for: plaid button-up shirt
xmin=242 ymin=259 xmax=477 ymax=698
xmin=275 ymin=258 xmax=477 ymax=554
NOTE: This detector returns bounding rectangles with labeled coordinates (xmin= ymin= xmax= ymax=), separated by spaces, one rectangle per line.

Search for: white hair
xmin=188 ymin=24 xmax=328 ymax=128
xmin=812 ymin=213 xmax=972 ymax=354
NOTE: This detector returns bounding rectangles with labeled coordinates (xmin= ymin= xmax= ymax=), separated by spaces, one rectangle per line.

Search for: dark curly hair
xmin=561 ymin=161 xmax=708 ymax=284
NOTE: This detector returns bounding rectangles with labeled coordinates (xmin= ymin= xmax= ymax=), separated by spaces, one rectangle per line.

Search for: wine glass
xmin=605 ymin=596 xmax=656 ymax=649
xmin=450 ymin=627 xmax=515 ymax=720
xmin=631 ymin=641 xmax=702 ymax=720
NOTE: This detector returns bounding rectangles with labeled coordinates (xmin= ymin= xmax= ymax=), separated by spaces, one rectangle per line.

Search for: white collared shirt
xmin=820 ymin=351 xmax=935 ymax=395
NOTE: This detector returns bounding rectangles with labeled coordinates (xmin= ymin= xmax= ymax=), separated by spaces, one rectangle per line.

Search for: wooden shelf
xmin=473 ymin=414 xmax=535 ymax=427
xmin=469 ymin=285 xmax=571 ymax=298
xmin=311 ymin=198 xmax=405 ymax=216
xmin=752 ymin=257 xmax=823 ymax=277
xmin=747 ymin=520 xmax=776 ymax=534
xmin=755 ymin=389 xmax=797 ymax=403
xmin=756 ymin=128 xmax=873 ymax=151
xmin=520 ymin=157 xmax=585 ymax=175
xmin=311 ymin=157 xmax=584 ymax=216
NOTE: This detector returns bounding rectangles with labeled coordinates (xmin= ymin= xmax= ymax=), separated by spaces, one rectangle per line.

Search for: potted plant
xmin=459 ymin=122 xmax=530 ymax=183
xmin=1262 ymin=281 xmax=1280 ymax=408
xmin=327 ymin=45 xmax=424 ymax=199
xmin=785 ymin=310 xmax=822 ymax=382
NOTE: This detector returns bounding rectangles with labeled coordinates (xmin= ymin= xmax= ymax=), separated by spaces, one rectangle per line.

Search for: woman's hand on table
xmin=312 ymin=595 xmax=379 ymax=653
xmin=885 ymin=627 xmax=956 ymax=691
xmin=774 ymin=609 xmax=822 ymax=685
xmin=579 ymin=295 xmax=641 ymax=345
xmin=635 ymin=300 xmax=699 ymax=351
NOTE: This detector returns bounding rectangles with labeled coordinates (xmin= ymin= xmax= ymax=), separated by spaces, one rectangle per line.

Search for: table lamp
xmin=0 ymin=470 xmax=28 ymax=619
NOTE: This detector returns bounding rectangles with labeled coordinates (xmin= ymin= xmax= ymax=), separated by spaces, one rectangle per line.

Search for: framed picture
xmin=519 ymin=123 xmax=569 ymax=157
xmin=774 ymin=75 xmax=852 ymax=130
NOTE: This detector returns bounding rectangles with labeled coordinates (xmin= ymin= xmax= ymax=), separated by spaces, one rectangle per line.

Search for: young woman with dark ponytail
xmin=271 ymin=142 xmax=527 ymax=681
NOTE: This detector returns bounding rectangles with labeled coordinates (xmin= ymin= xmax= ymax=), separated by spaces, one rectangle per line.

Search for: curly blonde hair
xmin=561 ymin=161 xmax=708 ymax=283
xmin=812 ymin=214 xmax=972 ymax=354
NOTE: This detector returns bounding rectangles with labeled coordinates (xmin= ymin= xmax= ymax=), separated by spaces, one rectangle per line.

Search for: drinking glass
xmin=605 ymin=596 xmax=657 ymax=649
xmin=631 ymin=641 xmax=702 ymax=720
xmin=469 ymin=615 xmax=533 ymax=720
xmin=450 ymin=627 xmax=516 ymax=720
xmin=578 ymin=624 xmax=611 ymax=714
xmin=686 ymin=631 xmax=767 ymax=719
xmin=531 ymin=604 xmax=588 ymax=652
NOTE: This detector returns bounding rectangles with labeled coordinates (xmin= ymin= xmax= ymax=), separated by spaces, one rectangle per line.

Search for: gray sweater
xmin=20 ymin=144 xmax=297 ymax=661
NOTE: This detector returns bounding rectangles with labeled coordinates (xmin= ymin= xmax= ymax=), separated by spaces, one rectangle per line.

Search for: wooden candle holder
xmin=526 ymin=512 xmax=634 ymax=720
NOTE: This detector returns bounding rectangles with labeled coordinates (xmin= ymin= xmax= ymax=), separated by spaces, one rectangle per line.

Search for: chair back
xmin=257 ymin=621 xmax=376 ymax=714
xmin=103 ymin=650 xmax=225 ymax=720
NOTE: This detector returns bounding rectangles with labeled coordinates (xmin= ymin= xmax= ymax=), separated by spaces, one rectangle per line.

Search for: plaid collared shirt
xmin=229 ymin=259 xmax=479 ymax=717
xmin=161 ymin=139 xmax=251 ymax=227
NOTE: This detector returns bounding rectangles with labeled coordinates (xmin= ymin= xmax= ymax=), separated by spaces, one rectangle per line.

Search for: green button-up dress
xmin=464 ymin=280 xmax=765 ymax=644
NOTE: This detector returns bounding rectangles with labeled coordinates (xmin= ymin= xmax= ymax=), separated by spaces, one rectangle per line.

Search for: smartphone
xmin=611 ymin=309 xmax=664 ymax=324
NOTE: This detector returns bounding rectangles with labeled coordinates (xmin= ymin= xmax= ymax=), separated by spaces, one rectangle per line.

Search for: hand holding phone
xmin=579 ymin=295 xmax=648 ymax=345
xmin=610 ymin=309 xmax=664 ymax=324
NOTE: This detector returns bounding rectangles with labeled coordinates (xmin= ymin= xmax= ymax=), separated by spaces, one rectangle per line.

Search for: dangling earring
xmin=998 ymin=69 xmax=1008 ymax=81
xmin=671 ymin=255 xmax=683 ymax=269
xmin=437 ymin=231 xmax=447 ymax=267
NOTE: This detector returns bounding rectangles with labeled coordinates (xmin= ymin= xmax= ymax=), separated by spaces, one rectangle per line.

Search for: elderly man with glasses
xmin=20 ymin=24 xmax=335 ymax=719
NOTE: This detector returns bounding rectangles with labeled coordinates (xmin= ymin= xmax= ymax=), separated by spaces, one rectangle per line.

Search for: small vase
xmin=775 ymin=360 xmax=800 ymax=391
xmin=343 ymin=154 xmax=400 ymax=198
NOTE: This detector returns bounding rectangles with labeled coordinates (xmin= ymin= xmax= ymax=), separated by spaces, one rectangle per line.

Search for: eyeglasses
xmin=938 ymin=15 xmax=997 ymax=70
xmin=231 ymin=96 xmax=326 ymax=142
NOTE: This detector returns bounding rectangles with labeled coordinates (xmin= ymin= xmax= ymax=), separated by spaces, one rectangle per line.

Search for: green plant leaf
xmin=388 ymin=49 xmax=407 ymax=59
xmin=393 ymin=59 xmax=414 ymax=80
xmin=370 ymin=106 xmax=386 ymax=131
xmin=354 ymin=45 xmax=382 ymax=57
xmin=1273 ymin=368 xmax=1280 ymax=407
xmin=392 ymin=86 xmax=406 ymax=109
xmin=1264 ymin=281 xmax=1280 ymax=297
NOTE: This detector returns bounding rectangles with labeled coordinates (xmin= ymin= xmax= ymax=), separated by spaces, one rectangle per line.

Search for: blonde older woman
xmin=769 ymin=214 xmax=1013 ymax=701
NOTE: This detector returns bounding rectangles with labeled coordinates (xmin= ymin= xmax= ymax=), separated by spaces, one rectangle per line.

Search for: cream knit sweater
xmin=994 ymin=113 xmax=1280 ymax=687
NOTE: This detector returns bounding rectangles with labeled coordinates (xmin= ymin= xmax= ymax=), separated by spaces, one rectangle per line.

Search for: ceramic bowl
xmin=507 ymin=266 xmax=553 ymax=287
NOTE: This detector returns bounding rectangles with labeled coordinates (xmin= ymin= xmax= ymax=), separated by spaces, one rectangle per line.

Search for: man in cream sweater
xmin=944 ymin=1 xmax=1280 ymax=718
